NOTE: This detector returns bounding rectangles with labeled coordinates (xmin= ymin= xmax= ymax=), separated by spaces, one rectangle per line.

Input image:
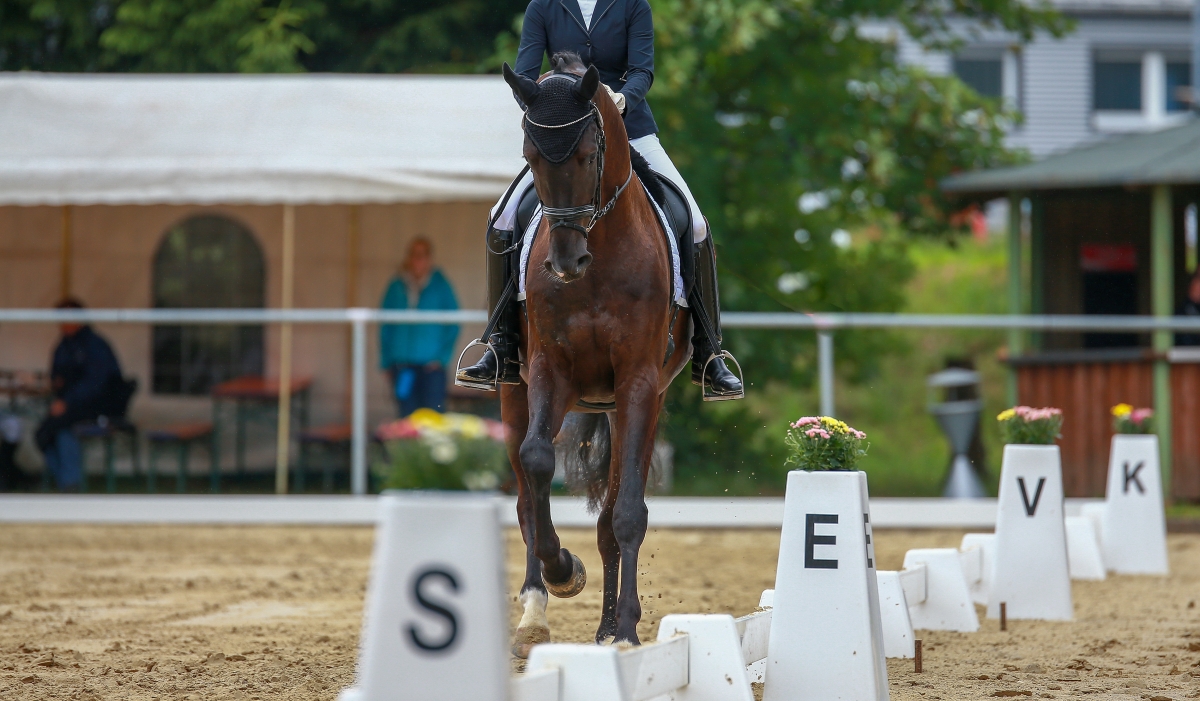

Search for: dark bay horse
xmin=500 ymin=55 xmax=692 ymax=657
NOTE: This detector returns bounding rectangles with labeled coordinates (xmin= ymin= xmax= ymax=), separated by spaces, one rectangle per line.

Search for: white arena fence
xmin=4 ymin=307 xmax=1199 ymax=495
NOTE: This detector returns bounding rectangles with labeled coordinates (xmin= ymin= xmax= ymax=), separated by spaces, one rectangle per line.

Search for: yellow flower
xmin=408 ymin=408 xmax=449 ymax=435
xmin=997 ymin=409 xmax=1016 ymax=422
xmin=1111 ymin=403 xmax=1133 ymax=418
xmin=819 ymin=416 xmax=850 ymax=433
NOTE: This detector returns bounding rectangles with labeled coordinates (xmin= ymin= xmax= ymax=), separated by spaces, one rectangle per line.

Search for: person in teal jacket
xmin=380 ymin=237 xmax=460 ymax=416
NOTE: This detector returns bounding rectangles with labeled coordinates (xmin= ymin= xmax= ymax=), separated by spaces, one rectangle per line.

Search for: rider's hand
xmin=602 ymin=84 xmax=626 ymax=114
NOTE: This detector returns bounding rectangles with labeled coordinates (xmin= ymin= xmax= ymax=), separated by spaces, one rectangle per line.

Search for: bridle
xmin=522 ymin=81 xmax=633 ymax=239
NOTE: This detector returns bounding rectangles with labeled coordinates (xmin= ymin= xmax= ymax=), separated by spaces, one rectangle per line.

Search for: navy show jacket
xmin=50 ymin=326 xmax=126 ymax=418
xmin=514 ymin=0 xmax=657 ymax=140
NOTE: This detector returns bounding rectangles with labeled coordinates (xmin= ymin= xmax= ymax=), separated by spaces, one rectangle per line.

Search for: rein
xmin=523 ymin=96 xmax=632 ymax=238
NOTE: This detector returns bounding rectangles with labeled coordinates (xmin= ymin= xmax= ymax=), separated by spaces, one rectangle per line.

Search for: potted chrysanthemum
xmin=785 ymin=416 xmax=869 ymax=472
xmin=991 ymin=406 xmax=1073 ymax=621
xmin=995 ymin=405 xmax=1064 ymax=499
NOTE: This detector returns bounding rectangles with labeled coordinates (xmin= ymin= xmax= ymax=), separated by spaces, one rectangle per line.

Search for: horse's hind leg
xmin=503 ymin=384 xmax=550 ymax=659
xmin=611 ymin=373 xmax=664 ymax=645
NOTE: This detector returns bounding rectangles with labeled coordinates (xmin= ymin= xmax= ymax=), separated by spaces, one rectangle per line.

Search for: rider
xmin=456 ymin=0 xmax=743 ymax=400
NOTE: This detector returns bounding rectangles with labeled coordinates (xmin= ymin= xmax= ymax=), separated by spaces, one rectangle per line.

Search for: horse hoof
xmin=543 ymin=553 xmax=586 ymax=598
xmin=511 ymin=625 xmax=550 ymax=659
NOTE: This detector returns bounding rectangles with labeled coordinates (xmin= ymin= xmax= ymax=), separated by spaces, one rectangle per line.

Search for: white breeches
xmin=490 ymin=133 xmax=709 ymax=243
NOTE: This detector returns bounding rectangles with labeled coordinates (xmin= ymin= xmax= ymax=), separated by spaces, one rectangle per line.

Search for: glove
xmin=602 ymin=83 xmax=626 ymax=114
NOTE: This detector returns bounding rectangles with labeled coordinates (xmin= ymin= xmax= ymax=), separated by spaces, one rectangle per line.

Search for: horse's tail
xmin=556 ymin=413 xmax=611 ymax=513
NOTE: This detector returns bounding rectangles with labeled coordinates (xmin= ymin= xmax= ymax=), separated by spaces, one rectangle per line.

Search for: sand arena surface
xmin=0 ymin=525 xmax=1198 ymax=700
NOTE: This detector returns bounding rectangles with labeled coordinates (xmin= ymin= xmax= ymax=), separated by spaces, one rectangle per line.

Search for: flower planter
xmin=1100 ymin=434 xmax=1168 ymax=574
xmin=989 ymin=444 xmax=1073 ymax=621
xmin=767 ymin=469 xmax=888 ymax=701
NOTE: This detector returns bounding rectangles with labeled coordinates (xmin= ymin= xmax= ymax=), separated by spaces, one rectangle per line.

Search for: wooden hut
xmin=944 ymin=120 xmax=1200 ymax=500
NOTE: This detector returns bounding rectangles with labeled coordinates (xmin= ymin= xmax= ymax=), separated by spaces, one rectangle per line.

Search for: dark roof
xmin=942 ymin=118 xmax=1200 ymax=195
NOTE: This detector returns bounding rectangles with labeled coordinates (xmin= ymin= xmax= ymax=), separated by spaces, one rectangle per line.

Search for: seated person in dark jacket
xmin=1177 ymin=270 xmax=1200 ymax=347
xmin=35 ymin=299 xmax=132 ymax=492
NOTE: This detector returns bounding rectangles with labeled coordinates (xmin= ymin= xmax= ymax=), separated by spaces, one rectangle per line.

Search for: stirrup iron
xmin=700 ymin=350 xmax=745 ymax=402
xmin=454 ymin=339 xmax=500 ymax=392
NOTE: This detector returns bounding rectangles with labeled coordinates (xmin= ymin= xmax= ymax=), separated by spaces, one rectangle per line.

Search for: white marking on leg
xmin=518 ymin=589 xmax=549 ymax=631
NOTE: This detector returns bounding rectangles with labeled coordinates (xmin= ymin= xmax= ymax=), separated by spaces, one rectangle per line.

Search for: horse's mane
xmin=549 ymin=51 xmax=586 ymax=75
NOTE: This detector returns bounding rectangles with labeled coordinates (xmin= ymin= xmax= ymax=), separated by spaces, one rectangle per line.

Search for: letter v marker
xmin=1017 ymin=477 xmax=1046 ymax=516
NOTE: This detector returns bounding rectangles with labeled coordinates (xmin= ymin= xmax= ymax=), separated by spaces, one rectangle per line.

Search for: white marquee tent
xmin=0 ymin=72 xmax=526 ymax=206
xmin=0 ymin=72 xmax=528 ymax=491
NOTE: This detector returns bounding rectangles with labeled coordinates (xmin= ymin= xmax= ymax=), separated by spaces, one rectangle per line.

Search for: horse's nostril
xmin=577 ymin=254 xmax=593 ymax=272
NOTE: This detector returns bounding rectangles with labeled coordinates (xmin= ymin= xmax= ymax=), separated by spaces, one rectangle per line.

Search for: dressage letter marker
xmin=343 ymin=492 xmax=508 ymax=701
xmin=765 ymin=471 xmax=889 ymax=701
xmin=988 ymin=445 xmax=1072 ymax=621
xmin=1100 ymin=435 xmax=1169 ymax=574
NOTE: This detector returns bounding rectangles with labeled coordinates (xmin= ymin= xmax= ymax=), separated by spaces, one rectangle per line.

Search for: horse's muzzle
xmin=546 ymin=225 xmax=593 ymax=282
xmin=545 ymin=251 xmax=592 ymax=282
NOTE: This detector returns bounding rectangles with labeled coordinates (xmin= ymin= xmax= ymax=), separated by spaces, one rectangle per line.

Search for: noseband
xmin=522 ymin=81 xmax=633 ymax=239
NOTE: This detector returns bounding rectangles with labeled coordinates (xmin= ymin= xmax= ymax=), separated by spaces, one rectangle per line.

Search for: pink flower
xmin=1014 ymin=406 xmax=1061 ymax=421
xmin=483 ymin=419 xmax=508 ymax=443
xmin=1130 ymin=408 xmax=1153 ymax=424
xmin=853 ymin=430 xmax=867 ymax=440
xmin=376 ymin=418 xmax=420 ymax=441
xmin=805 ymin=428 xmax=831 ymax=439
xmin=791 ymin=417 xmax=821 ymax=429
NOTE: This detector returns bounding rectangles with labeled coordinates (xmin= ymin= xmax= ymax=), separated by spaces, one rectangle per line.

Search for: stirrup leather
xmin=454 ymin=339 xmax=500 ymax=391
xmin=698 ymin=350 xmax=745 ymax=402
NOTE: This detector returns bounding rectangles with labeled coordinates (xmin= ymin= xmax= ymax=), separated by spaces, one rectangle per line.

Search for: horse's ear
xmin=503 ymin=62 xmax=540 ymax=106
xmin=575 ymin=65 xmax=600 ymax=103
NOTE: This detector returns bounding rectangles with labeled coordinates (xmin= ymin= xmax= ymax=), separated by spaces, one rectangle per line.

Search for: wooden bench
xmin=296 ymin=423 xmax=352 ymax=493
xmin=145 ymin=422 xmax=216 ymax=493
xmin=72 ymin=418 xmax=140 ymax=494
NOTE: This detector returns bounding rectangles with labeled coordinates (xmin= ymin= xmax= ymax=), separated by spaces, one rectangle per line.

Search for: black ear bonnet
xmin=521 ymin=74 xmax=597 ymax=165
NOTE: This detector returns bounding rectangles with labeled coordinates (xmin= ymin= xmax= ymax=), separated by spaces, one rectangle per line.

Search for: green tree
xmin=634 ymin=0 xmax=1067 ymax=492
xmin=0 ymin=0 xmax=116 ymax=70
xmin=98 ymin=0 xmax=313 ymax=72
xmin=2 ymin=0 xmax=527 ymax=73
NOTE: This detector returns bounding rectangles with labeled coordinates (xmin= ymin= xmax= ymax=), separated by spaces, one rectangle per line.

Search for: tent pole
xmin=1006 ymin=191 xmax=1024 ymax=407
xmin=1151 ymin=184 xmax=1173 ymax=500
xmin=345 ymin=205 xmax=360 ymax=420
xmin=59 ymin=205 xmax=72 ymax=300
xmin=275 ymin=204 xmax=296 ymax=495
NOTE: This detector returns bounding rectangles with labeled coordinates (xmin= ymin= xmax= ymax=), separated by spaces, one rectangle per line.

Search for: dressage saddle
xmin=513 ymin=164 xmax=696 ymax=297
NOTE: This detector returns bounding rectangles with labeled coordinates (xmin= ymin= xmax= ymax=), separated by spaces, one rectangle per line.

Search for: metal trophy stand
xmin=927 ymin=367 xmax=988 ymax=498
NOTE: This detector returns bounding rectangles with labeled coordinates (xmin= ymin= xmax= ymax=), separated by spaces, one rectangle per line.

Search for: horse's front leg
xmin=610 ymin=369 xmax=663 ymax=645
xmin=595 ymin=429 xmax=621 ymax=643
xmin=519 ymin=362 xmax=586 ymax=597
xmin=502 ymin=383 xmax=551 ymax=659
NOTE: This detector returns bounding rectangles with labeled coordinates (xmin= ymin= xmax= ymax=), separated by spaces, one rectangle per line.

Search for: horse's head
xmin=504 ymin=56 xmax=605 ymax=283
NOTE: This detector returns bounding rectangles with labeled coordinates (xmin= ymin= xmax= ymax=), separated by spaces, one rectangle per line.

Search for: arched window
xmin=152 ymin=215 xmax=265 ymax=395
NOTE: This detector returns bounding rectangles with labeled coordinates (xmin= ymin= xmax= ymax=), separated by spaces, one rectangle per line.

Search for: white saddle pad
xmin=517 ymin=181 xmax=686 ymax=306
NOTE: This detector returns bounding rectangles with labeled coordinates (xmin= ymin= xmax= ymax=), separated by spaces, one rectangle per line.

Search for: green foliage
xmin=375 ymin=436 xmax=509 ymax=491
xmin=97 ymin=0 xmax=313 ymax=71
xmin=785 ymin=416 xmax=868 ymax=471
xmin=997 ymin=406 xmax=1063 ymax=445
xmin=2 ymin=0 xmax=527 ymax=72
xmin=0 ymin=0 xmax=116 ymax=70
xmin=644 ymin=0 xmax=1062 ymax=482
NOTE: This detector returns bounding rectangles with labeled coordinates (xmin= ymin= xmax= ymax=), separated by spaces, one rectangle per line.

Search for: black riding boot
xmin=456 ymin=226 xmax=523 ymax=390
xmin=690 ymin=237 xmax=744 ymax=401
